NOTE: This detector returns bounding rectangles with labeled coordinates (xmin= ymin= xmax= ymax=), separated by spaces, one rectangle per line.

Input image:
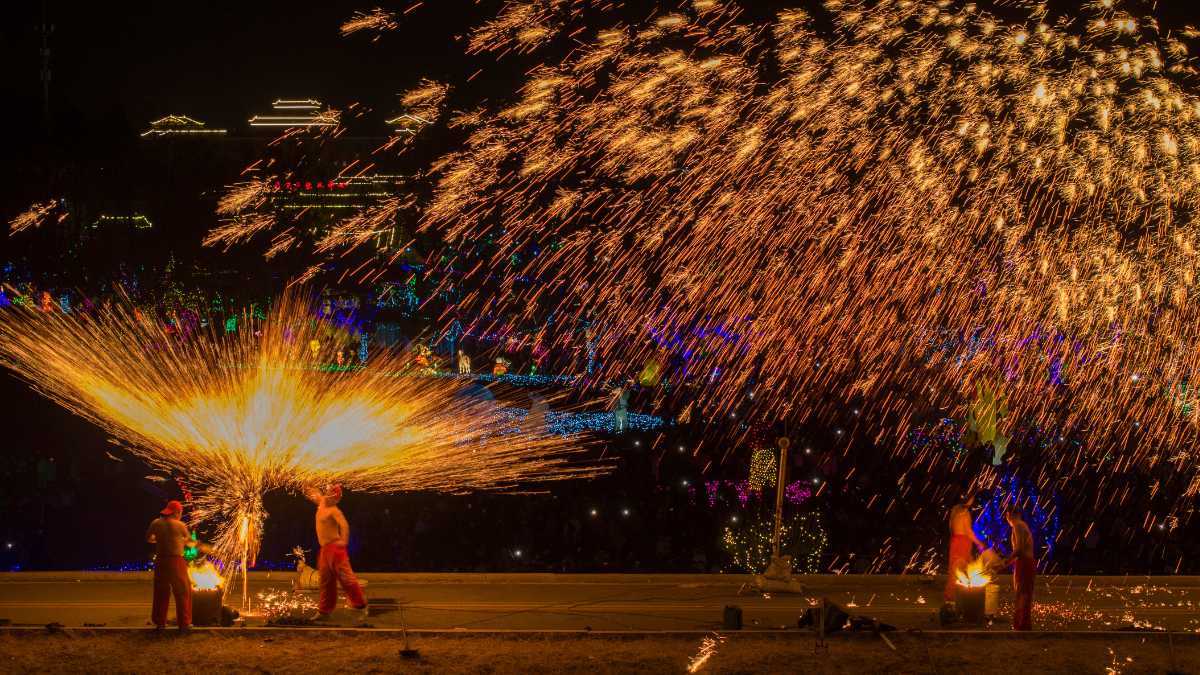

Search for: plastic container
xmin=985 ymin=583 xmax=1000 ymax=616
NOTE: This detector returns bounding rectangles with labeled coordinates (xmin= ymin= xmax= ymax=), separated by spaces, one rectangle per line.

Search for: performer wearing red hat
xmin=305 ymin=484 xmax=368 ymax=620
xmin=145 ymin=500 xmax=193 ymax=631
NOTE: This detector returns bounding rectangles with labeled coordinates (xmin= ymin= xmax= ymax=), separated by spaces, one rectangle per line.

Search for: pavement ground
xmin=2 ymin=628 xmax=1199 ymax=674
xmin=1 ymin=572 xmax=1198 ymax=633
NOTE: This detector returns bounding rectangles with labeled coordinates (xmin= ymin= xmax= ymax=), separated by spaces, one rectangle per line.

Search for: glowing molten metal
xmin=955 ymin=560 xmax=992 ymax=588
xmin=189 ymin=561 xmax=224 ymax=591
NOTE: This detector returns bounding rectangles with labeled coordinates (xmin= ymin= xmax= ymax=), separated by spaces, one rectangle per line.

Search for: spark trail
xmin=0 ymin=291 xmax=601 ymax=578
xmin=413 ymin=0 xmax=1200 ymax=494
xmin=209 ymin=0 xmax=1200 ymax=548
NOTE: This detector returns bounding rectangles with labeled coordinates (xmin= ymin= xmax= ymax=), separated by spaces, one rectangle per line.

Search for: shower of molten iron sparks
xmin=340 ymin=7 xmax=398 ymax=39
xmin=0 ymin=290 xmax=603 ymax=583
xmin=956 ymin=559 xmax=992 ymax=589
xmin=255 ymin=588 xmax=318 ymax=621
xmin=208 ymin=2 xmax=1200 ymax=535
xmin=8 ymin=201 xmax=61 ymax=235
xmin=686 ymin=633 xmax=725 ymax=673
xmin=188 ymin=560 xmax=224 ymax=591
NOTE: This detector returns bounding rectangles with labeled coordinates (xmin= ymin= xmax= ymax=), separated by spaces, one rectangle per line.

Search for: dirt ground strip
xmin=1 ymin=630 xmax=1199 ymax=674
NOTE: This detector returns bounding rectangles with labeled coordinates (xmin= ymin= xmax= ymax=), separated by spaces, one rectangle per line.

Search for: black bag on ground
xmin=797 ymin=600 xmax=849 ymax=633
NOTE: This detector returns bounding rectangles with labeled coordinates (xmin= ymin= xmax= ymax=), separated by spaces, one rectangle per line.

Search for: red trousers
xmin=152 ymin=555 xmax=192 ymax=629
xmin=318 ymin=544 xmax=367 ymax=614
xmin=1012 ymin=557 xmax=1035 ymax=630
xmin=944 ymin=535 xmax=972 ymax=602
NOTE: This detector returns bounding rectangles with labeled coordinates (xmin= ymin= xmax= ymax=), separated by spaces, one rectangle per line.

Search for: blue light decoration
xmin=645 ymin=316 xmax=750 ymax=381
xmin=440 ymin=319 xmax=463 ymax=359
xmin=59 ymin=293 xmax=70 ymax=314
xmin=359 ymin=332 xmax=369 ymax=365
xmin=403 ymin=278 xmax=419 ymax=315
xmin=974 ymin=469 xmax=1061 ymax=564
xmin=908 ymin=417 xmax=968 ymax=456
xmin=495 ymin=408 xmax=666 ymax=436
xmin=921 ymin=326 xmax=1114 ymax=390
xmin=585 ymin=330 xmax=598 ymax=375
xmin=85 ymin=561 xmax=155 ymax=572
xmin=432 ymin=372 xmax=579 ymax=388
xmin=0 ymin=290 xmax=9 ymax=308
xmin=375 ymin=283 xmax=403 ymax=309
xmin=85 ymin=558 xmax=294 ymax=573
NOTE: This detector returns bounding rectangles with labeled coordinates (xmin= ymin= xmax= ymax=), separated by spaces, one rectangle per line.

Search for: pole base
xmin=754 ymin=555 xmax=805 ymax=593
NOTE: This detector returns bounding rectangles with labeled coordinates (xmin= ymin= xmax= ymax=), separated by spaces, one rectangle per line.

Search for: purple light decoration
xmin=784 ymin=482 xmax=813 ymax=505
xmin=704 ymin=480 xmax=814 ymax=508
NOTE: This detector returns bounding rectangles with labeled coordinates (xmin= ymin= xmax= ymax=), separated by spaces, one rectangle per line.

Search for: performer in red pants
xmin=146 ymin=500 xmax=194 ymax=630
xmin=306 ymin=484 xmax=368 ymax=619
xmin=1004 ymin=506 xmax=1036 ymax=631
xmin=944 ymin=493 xmax=985 ymax=602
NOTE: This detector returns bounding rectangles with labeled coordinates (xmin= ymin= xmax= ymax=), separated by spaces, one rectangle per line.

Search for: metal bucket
xmin=192 ymin=587 xmax=224 ymax=626
xmin=957 ymin=585 xmax=986 ymax=624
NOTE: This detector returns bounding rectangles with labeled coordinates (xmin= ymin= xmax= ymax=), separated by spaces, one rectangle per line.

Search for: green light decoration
xmin=1171 ymin=380 xmax=1195 ymax=417
xmin=224 ymin=316 xmax=238 ymax=334
xmin=722 ymin=512 xmax=827 ymax=574
xmin=183 ymin=532 xmax=200 ymax=562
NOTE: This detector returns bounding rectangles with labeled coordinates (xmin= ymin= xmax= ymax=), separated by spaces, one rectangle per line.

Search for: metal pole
xmin=40 ymin=1 xmax=52 ymax=133
xmin=772 ymin=438 xmax=789 ymax=558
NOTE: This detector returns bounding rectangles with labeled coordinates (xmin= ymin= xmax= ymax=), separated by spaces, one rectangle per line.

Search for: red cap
xmin=327 ymin=484 xmax=343 ymax=499
xmin=160 ymin=500 xmax=183 ymax=516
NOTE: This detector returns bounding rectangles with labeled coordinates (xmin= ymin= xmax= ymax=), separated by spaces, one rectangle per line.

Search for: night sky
xmin=3 ymin=1 xmax=482 ymax=140
xmin=5 ymin=1 xmax=1200 ymax=147
xmin=5 ymin=0 xmax=1200 ymax=573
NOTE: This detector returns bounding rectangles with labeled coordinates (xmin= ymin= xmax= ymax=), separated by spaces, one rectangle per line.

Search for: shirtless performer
xmin=305 ymin=484 xmax=368 ymax=620
xmin=145 ymin=500 xmax=201 ymax=631
xmin=944 ymin=493 xmax=986 ymax=603
xmin=1003 ymin=506 xmax=1036 ymax=630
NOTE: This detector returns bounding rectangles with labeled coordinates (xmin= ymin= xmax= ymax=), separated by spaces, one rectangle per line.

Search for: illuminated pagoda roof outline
xmin=249 ymin=99 xmax=336 ymax=127
xmin=91 ymin=214 xmax=154 ymax=230
xmin=385 ymin=113 xmax=432 ymax=135
xmin=140 ymin=115 xmax=227 ymax=137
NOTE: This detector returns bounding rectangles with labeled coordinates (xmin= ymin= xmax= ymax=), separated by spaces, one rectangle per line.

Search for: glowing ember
xmin=686 ymin=633 xmax=724 ymax=673
xmin=255 ymin=589 xmax=318 ymax=622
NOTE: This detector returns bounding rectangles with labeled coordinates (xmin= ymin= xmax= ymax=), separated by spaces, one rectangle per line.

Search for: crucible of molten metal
xmin=955 ymin=560 xmax=991 ymax=623
xmin=188 ymin=561 xmax=225 ymax=627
